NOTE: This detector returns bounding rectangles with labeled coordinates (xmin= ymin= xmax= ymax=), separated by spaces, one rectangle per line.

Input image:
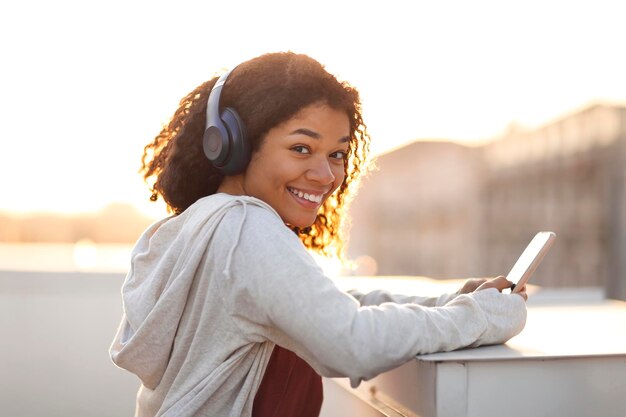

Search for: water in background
xmin=0 ymin=241 xmax=133 ymax=273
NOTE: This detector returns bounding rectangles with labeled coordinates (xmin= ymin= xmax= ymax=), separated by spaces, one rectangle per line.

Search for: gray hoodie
xmin=110 ymin=194 xmax=526 ymax=417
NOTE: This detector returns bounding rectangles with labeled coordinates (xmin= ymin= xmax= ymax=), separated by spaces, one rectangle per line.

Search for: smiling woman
xmin=140 ymin=52 xmax=370 ymax=257
xmin=218 ymin=104 xmax=351 ymax=230
xmin=110 ymin=51 xmax=528 ymax=417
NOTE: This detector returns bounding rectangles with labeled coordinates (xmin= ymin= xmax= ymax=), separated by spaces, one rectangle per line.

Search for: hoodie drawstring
xmin=223 ymin=200 xmax=248 ymax=279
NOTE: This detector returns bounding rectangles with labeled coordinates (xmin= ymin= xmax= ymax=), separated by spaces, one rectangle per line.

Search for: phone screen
xmin=507 ymin=231 xmax=556 ymax=292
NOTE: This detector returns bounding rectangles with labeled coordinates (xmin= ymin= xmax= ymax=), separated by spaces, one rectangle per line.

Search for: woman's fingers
xmin=475 ymin=277 xmax=529 ymax=301
xmin=513 ymin=284 xmax=528 ymax=301
xmin=476 ymin=275 xmax=514 ymax=292
xmin=463 ymin=276 xmax=528 ymax=302
xmin=458 ymin=278 xmax=488 ymax=294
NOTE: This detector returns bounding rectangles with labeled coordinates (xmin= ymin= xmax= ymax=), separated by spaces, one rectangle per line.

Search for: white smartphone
xmin=507 ymin=231 xmax=556 ymax=293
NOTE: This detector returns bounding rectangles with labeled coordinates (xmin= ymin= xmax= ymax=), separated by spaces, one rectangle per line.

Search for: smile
xmin=287 ymin=187 xmax=323 ymax=204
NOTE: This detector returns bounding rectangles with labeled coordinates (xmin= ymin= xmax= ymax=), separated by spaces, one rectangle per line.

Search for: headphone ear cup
xmin=202 ymin=69 xmax=250 ymax=175
xmin=203 ymin=122 xmax=230 ymax=166
xmin=219 ymin=107 xmax=250 ymax=175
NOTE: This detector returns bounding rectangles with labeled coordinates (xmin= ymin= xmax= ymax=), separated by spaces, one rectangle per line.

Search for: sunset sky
xmin=2 ymin=0 xmax=625 ymax=218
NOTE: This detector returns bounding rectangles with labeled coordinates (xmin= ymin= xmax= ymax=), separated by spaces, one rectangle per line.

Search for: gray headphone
xmin=202 ymin=70 xmax=251 ymax=175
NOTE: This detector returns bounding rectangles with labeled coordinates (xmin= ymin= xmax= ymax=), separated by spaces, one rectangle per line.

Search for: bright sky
xmin=2 ymin=0 xmax=625 ymax=217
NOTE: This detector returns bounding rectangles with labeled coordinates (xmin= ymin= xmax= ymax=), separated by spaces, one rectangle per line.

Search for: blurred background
xmin=1 ymin=0 xmax=625 ymax=415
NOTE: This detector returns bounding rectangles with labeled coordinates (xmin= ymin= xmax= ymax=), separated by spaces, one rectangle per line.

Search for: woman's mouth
xmin=287 ymin=187 xmax=323 ymax=204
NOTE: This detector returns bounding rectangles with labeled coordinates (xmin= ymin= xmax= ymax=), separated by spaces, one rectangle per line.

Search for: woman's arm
xmin=216 ymin=206 xmax=527 ymax=387
xmin=346 ymin=277 xmax=495 ymax=307
xmin=346 ymin=288 xmax=458 ymax=307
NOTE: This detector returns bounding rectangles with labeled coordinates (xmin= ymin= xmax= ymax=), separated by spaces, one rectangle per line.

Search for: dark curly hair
xmin=141 ymin=52 xmax=371 ymax=257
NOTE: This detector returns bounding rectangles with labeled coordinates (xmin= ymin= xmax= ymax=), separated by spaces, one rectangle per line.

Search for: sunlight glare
xmin=2 ymin=0 xmax=626 ymax=215
xmin=73 ymin=239 xmax=98 ymax=271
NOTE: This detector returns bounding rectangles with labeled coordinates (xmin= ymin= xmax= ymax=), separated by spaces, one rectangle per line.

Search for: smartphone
xmin=507 ymin=231 xmax=556 ymax=293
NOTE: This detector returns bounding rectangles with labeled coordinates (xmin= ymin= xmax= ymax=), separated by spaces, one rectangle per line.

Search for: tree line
xmin=0 ymin=203 xmax=157 ymax=243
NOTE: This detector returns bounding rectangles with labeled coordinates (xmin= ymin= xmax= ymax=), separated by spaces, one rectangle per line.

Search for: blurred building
xmin=347 ymin=104 xmax=626 ymax=300
xmin=347 ymin=141 xmax=486 ymax=278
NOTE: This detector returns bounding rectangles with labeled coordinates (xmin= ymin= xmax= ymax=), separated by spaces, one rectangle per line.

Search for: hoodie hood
xmin=109 ymin=194 xmax=276 ymax=389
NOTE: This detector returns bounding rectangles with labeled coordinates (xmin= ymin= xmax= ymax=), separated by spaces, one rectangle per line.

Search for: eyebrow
xmin=289 ymin=128 xmax=350 ymax=143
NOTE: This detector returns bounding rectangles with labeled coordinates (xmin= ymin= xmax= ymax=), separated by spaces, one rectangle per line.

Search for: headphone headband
xmin=205 ymin=70 xmax=231 ymax=128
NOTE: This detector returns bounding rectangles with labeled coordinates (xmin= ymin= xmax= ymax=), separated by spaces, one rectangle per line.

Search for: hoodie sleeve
xmin=347 ymin=288 xmax=458 ymax=307
xmin=214 ymin=205 xmax=527 ymax=387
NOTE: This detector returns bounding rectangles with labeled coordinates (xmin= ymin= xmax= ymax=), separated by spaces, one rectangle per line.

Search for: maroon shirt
xmin=252 ymin=345 xmax=323 ymax=417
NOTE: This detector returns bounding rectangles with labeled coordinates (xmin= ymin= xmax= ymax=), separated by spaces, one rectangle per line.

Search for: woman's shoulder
xmin=206 ymin=195 xmax=312 ymax=280
xmin=185 ymin=193 xmax=290 ymax=240
xmin=192 ymin=193 xmax=279 ymax=216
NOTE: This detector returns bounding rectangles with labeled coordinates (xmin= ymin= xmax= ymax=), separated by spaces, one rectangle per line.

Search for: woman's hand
xmin=475 ymin=275 xmax=528 ymax=301
xmin=456 ymin=278 xmax=488 ymax=294
xmin=457 ymin=276 xmax=528 ymax=301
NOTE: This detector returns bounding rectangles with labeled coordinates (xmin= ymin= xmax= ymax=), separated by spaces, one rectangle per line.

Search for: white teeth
xmin=289 ymin=188 xmax=322 ymax=203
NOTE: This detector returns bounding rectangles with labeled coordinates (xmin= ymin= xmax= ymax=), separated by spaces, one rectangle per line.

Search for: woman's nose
xmin=306 ymin=155 xmax=336 ymax=185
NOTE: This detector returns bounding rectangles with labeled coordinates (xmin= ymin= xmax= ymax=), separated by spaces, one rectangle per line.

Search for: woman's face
xmin=224 ymin=103 xmax=350 ymax=228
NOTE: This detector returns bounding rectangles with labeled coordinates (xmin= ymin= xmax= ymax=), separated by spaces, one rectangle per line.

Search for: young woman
xmin=110 ymin=52 xmax=527 ymax=417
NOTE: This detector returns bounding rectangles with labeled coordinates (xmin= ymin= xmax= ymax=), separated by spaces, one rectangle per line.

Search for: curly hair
xmin=141 ymin=52 xmax=371 ymax=257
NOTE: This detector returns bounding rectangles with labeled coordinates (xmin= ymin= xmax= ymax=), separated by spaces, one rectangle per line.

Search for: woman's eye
xmin=292 ymin=145 xmax=310 ymax=154
xmin=330 ymin=151 xmax=347 ymax=160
